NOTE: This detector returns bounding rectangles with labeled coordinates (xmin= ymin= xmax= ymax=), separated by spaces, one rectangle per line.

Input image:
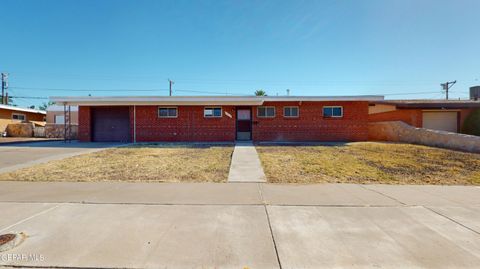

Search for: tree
xmin=254 ymin=89 xmax=267 ymax=96
xmin=39 ymin=101 xmax=55 ymax=111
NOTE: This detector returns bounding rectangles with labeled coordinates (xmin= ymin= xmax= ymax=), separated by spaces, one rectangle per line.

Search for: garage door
xmin=422 ymin=111 xmax=458 ymax=133
xmin=92 ymin=107 xmax=130 ymax=142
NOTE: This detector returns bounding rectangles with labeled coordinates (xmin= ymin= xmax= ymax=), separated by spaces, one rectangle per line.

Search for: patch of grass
xmin=0 ymin=144 xmax=234 ymax=183
xmin=256 ymin=142 xmax=480 ymax=185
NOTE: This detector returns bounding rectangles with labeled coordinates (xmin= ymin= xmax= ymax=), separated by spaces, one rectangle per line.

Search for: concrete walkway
xmin=1 ymin=181 xmax=480 ymax=268
xmin=227 ymin=141 xmax=266 ymax=182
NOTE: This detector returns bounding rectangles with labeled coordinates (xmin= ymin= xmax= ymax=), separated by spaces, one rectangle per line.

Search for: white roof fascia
xmin=262 ymin=95 xmax=384 ymax=101
xmin=50 ymin=95 xmax=384 ymax=106
xmin=46 ymin=105 xmax=79 ymax=112
xmin=0 ymin=104 xmax=47 ymax=114
xmin=50 ymin=96 xmax=264 ymax=106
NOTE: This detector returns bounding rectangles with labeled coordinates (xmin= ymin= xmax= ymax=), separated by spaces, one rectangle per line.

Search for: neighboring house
xmin=50 ymin=95 xmax=384 ymax=142
xmin=46 ymin=105 xmax=79 ymax=124
xmin=0 ymin=104 xmax=46 ymax=134
xmin=369 ymin=100 xmax=480 ymax=133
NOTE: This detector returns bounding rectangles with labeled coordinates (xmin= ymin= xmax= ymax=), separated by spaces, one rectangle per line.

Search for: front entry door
xmin=236 ymin=108 xmax=252 ymax=141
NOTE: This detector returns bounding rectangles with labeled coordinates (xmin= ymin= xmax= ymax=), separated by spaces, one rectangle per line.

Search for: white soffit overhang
xmin=50 ymin=95 xmax=384 ymax=106
xmin=0 ymin=104 xmax=47 ymax=114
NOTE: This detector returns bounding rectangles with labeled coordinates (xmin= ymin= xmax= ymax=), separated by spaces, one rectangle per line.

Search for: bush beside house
xmin=462 ymin=109 xmax=480 ymax=136
xmin=6 ymin=123 xmax=35 ymax=137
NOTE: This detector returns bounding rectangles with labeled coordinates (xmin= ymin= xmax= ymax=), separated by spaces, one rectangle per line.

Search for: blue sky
xmin=1 ymin=0 xmax=479 ymax=108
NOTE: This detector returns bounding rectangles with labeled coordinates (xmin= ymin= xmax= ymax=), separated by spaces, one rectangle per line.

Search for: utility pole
xmin=1 ymin=73 xmax=8 ymax=105
xmin=441 ymin=80 xmax=456 ymax=100
xmin=286 ymin=89 xmax=290 ymax=96
xmin=168 ymin=79 xmax=174 ymax=96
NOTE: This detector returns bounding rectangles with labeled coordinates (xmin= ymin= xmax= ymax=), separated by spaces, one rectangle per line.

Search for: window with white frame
xmin=257 ymin=106 xmax=275 ymax=118
xmin=323 ymin=106 xmax=343 ymax=118
xmin=55 ymin=115 xmax=65 ymax=124
xmin=204 ymin=107 xmax=222 ymax=118
xmin=283 ymin=106 xmax=299 ymax=117
xmin=158 ymin=107 xmax=178 ymax=118
xmin=12 ymin=113 xmax=26 ymax=121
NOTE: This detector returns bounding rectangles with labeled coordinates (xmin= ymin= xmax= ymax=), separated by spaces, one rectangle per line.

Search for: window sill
xmin=323 ymin=116 xmax=343 ymax=119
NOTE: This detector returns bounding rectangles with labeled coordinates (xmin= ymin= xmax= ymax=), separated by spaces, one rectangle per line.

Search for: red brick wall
xmin=369 ymin=108 xmax=476 ymax=130
xmin=132 ymin=106 xmax=236 ymax=142
xmin=78 ymin=106 xmax=91 ymax=142
xmin=252 ymin=101 xmax=369 ymax=142
xmin=369 ymin=109 xmax=423 ymax=127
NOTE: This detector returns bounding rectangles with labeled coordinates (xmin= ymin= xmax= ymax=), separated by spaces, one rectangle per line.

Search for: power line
xmin=175 ymin=89 xmax=249 ymax=95
xmin=382 ymin=91 xmax=441 ymax=96
xmin=8 ymin=85 xmax=471 ymax=99
xmin=11 ymin=97 xmax=47 ymax=99
xmin=9 ymin=71 xmax=451 ymax=86
xmin=10 ymin=86 xmax=167 ymax=92
xmin=9 ymin=86 xmax=250 ymax=95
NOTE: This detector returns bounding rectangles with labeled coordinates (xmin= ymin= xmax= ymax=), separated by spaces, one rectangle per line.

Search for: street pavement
xmin=0 ymin=182 xmax=479 ymax=268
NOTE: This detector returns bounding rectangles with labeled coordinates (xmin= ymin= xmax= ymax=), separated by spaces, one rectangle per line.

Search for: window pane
xmin=333 ymin=107 xmax=342 ymax=116
xmin=258 ymin=107 xmax=266 ymax=117
xmin=238 ymin=110 xmax=250 ymax=120
xmin=168 ymin=108 xmax=177 ymax=117
xmin=284 ymin=107 xmax=291 ymax=117
xmin=323 ymin=107 xmax=332 ymax=117
xmin=291 ymin=107 xmax=298 ymax=117
xmin=213 ymin=108 xmax=222 ymax=117
xmin=267 ymin=107 xmax=275 ymax=117
xmin=204 ymin=108 xmax=213 ymax=117
xmin=55 ymin=115 xmax=65 ymax=124
xmin=159 ymin=108 xmax=169 ymax=117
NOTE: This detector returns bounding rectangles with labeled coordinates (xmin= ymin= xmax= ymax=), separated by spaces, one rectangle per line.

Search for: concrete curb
xmin=0 ymin=139 xmax=63 ymax=146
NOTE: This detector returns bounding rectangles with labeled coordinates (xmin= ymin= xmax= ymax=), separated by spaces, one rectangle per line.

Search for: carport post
xmin=133 ymin=105 xmax=136 ymax=143
xmin=63 ymin=103 xmax=67 ymax=143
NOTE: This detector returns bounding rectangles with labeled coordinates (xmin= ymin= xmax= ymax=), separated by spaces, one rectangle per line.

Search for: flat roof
xmin=0 ymin=104 xmax=47 ymax=115
xmin=371 ymin=99 xmax=480 ymax=109
xmin=50 ymin=95 xmax=384 ymax=106
xmin=46 ymin=105 xmax=79 ymax=112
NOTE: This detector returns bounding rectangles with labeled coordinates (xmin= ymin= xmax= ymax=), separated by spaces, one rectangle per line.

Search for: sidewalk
xmin=1 ymin=181 xmax=479 ymax=268
xmin=227 ymin=141 xmax=266 ymax=182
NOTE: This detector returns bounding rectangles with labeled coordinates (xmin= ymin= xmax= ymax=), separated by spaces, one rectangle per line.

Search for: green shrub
xmin=462 ymin=109 xmax=480 ymax=136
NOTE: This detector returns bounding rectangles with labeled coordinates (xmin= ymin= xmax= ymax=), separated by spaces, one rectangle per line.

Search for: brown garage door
xmin=92 ymin=107 xmax=130 ymax=142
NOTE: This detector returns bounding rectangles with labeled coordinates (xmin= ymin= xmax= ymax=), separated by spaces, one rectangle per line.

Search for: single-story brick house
xmin=50 ymin=95 xmax=383 ymax=142
xmin=369 ymin=100 xmax=480 ymax=133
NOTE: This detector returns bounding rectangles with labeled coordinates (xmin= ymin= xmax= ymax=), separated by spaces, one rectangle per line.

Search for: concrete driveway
xmin=1 ymin=182 xmax=479 ymax=268
xmin=0 ymin=141 xmax=124 ymax=174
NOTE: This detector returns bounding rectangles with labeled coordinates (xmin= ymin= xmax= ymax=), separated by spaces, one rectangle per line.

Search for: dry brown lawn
xmin=256 ymin=142 xmax=480 ymax=185
xmin=0 ymin=144 xmax=234 ymax=182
